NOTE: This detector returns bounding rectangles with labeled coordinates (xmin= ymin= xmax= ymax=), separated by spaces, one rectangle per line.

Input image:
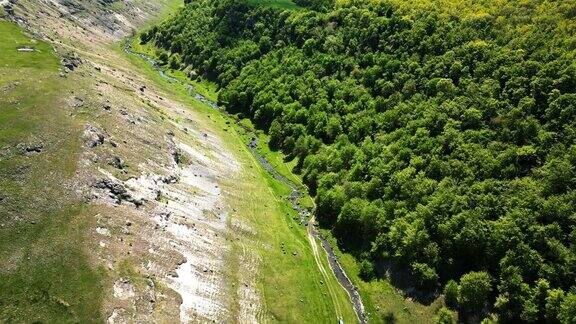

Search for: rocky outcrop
xmin=61 ymin=52 xmax=82 ymax=71
xmin=84 ymin=125 xmax=111 ymax=148
xmin=16 ymin=142 xmax=44 ymax=155
xmin=93 ymin=178 xmax=144 ymax=207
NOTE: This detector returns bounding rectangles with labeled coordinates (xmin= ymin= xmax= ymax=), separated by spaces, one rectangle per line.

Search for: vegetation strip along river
xmin=123 ymin=39 xmax=366 ymax=324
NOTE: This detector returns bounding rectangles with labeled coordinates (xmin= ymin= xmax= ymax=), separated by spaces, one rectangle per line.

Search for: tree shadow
xmin=330 ymin=235 xmax=439 ymax=305
xmin=374 ymin=259 xmax=440 ymax=305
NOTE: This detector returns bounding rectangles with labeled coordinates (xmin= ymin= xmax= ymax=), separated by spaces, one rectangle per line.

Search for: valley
xmin=4 ymin=0 xmax=573 ymax=322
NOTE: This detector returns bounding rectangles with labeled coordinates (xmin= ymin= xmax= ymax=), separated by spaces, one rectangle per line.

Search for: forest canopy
xmin=144 ymin=0 xmax=576 ymax=321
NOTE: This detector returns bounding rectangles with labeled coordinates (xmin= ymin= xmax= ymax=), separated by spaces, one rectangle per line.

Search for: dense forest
xmin=143 ymin=0 xmax=576 ymax=321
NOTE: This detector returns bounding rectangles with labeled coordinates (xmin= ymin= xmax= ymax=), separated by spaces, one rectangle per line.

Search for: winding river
xmin=124 ymin=40 xmax=367 ymax=324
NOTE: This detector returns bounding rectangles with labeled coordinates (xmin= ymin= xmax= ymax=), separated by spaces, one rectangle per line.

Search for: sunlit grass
xmin=0 ymin=21 xmax=103 ymax=322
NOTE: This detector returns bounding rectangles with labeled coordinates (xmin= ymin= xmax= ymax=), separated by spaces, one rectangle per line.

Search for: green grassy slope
xmin=0 ymin=21 xmax=103 ymax=322
xmin=121 ymin=40 xmax=358 ymax=323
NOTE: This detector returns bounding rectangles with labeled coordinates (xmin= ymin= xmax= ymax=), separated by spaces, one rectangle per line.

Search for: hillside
xmin=144 ymin=0 xmax=576 ymax=322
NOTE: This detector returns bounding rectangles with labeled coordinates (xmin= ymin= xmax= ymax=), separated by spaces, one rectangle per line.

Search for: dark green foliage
xmin=359 ymin=258 xmax=375 ymax=281
xmin=443 ymin=280 xmax=459 ymax=310
xmin=147 ymin=0 xmax=576 ymax=320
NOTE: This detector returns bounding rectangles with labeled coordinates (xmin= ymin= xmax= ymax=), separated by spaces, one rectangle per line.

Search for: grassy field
xmin=135 ymin=0 xmax=184 ymax=28
xmin=228 ymin=157 xmax=358 ymax=322
xmin=122 ymin=38 xmax=359 ymax=322
xmin=0 ymin=20 xmax=104 ymax=322
xmin=234 ymin=120 xmax=316 ymax=209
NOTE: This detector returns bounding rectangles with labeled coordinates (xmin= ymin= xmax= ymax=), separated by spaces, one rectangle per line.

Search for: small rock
xmin=69 ymin=96 xmax=84 ymax=108
xmin=108 ymin=156 xmax=126 ymax=170
xmin=17 ymin=143 xmax=44 ymax=155
xmin=84 ymin=125 xmax=107 ymax=147
xmin=61 ymin=52 xmax=82 ymax=71
xmin=161 ymin=174 xmax=178 ymax=184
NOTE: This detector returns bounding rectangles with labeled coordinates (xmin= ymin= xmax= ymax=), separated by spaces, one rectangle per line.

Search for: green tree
xmin=443 ymin=280 xmax=459 ymax=309
xmin=411 ymin=262 xmax=438 ymax=290
xmin=358 ymin=259 xmax=375 ymax=281
xmin=459 ymin=271 xmax=492 ymax=316
xmin=559 ymin=293 xmax=576 ymax=324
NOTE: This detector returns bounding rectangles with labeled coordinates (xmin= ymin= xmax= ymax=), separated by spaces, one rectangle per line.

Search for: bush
xmin=559 ymin=293 xmax=576 ymax=324
xmin=435 ymin=307 xmax=457 ymax=324
xmin=443 ymin=280 xmax=459 ymax=309
xmin=459 ymin=271 xmax=492 ymax=316
xmin=358 ymin=259 xmax=375 ymax=281
xmin=411 ymin=262 xmax=439 ymax=290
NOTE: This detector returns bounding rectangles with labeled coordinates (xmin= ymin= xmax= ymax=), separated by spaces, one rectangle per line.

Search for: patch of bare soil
xmin=7 ymin=0 xmax=261 ymax=322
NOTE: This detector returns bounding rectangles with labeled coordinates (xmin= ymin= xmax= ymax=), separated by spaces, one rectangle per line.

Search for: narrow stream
xmin=124 ymin=40 xmax=366 ymax=324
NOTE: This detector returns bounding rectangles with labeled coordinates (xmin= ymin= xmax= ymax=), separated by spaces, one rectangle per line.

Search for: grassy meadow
xmin=0 ymin=20 xmax=104 ymax=322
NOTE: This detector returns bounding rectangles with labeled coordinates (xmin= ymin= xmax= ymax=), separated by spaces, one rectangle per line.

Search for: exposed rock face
xmin=9 ymin=0 xmax=260 ymax=323
xmin=93 ymin=178 xmax=144 ymax=207
xmin=1 ymin=0 xmax=14 ymax=15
